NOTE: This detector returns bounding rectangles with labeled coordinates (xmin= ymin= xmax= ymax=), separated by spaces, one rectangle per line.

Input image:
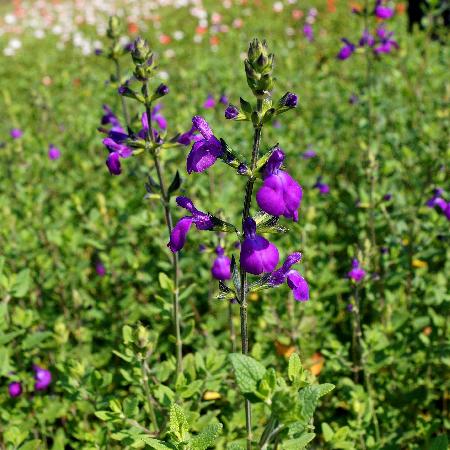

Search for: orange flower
xmin=309 ymin=352 xmax=324 ymax=376
xmin=159 ymin=34 xmax=171 ymax=45
xmin=422 ymin=326 xmax=432 ymax=336
xmin=210 ymin=36 xmax=220 ymax=46
xmin=292 ymin=9 xmax=304 ymax=20
xmin=350 ymin=2 xmax=362 ymax=13
xmin=396 ymin=3 xmax=406 ymax=14
xmin=275 ymin=341 xmax=296 ymax=358
xmin=196 ymin=26 xmax=208 ymax=35
xmin=127 ymin=22 xmax=139 ymax=34
xmin=327 ymin=0 xmax=337 ymax=13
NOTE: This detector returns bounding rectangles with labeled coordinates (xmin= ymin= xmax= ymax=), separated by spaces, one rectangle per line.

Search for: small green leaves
xmin=280 ymin=433 xmax=315 ymax=449
xmin=169 ymin=403 xmax=189 ymax=442
xmin=240 ymin=97 xmax=253 ymax=115
xmin=288 ymin=353 xmax=302 ymax=383
xmin=189 ymin=423 xmax=223 ymax=450
xmin=159 ymin=272 xmax=174 ymax=292
xmin=229 ymin=353 xmax=266 ymax=394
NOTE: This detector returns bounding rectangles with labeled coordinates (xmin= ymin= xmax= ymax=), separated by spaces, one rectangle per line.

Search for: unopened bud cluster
xmin=245 ymin=39 xmax=274 ymax=97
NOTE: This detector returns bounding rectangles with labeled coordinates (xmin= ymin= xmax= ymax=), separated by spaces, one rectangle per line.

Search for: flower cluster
xmin=348 ymin=258 xmax=366 ymax=283
xmin=337 ymin=1 xmax=398 ymax=60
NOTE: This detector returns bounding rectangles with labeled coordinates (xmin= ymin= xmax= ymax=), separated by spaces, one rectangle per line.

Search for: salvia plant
xmin=96 ymin=26 xmax=334 ymax=449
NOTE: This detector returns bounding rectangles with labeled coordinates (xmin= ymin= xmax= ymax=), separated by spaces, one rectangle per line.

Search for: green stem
xmin=113 ymin=57 xmax=131 ymax=129
xmin=229 ymin=301 xmax=237 ymax=353
xmin=140 ymin=358 xmax=160 ymax=433
xmin=143 ymin=82 xmax=183 ymax=375
xmin=239 ymin=97 xmax=263 ymax=450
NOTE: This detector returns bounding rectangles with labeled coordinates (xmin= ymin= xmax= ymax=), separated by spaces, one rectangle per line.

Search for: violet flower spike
xmin=8 ymin=381 xmax=22 ymax=398
xmin=167 ymin=197 xmax=214 ymax=252
xmin=240 ymin=218 xmax=279 ymax=275
xmin=256 ymin=148 xmax=303 ymax=221
xmin=33 ymin=365 xmax=52 ymax=391
xmin=186 ymin=116 xmax=223 ymax=173
xmin=348 ymin=258 xmax=366 ymax=283
xmin=211 ymin=246 xmax=232 ymax=280
xmin=374 ymin=1 xmax=394 ymax=19
xmin=203 ymin=94 xmax=216 ymax=109
xmin=48 ymin=144 xmax=61 ymax=160
xmin=337 ymin=38 xmax=355 ymax=60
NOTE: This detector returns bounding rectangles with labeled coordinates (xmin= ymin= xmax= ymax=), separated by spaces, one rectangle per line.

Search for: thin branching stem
xmin=143 ymin=82 xmax=183 ymax=375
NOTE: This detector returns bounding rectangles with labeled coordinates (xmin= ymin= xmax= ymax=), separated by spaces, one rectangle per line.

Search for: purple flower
xmin=434 ymin=198 xmax=450 ymax=221
xmin=256 ymin=149 xmax=303 ymax=221
xmin=177 ymin=125 xmax=200 ymax=146
xmin=240 ymin=218 xmax=279 ymax=275
xmin=269 ymin=252 xmax=309 ymax=301
xmin=303 ymin=24 xmax=314 ymax=42
xmin=302 ymin=147 xmax=317 ymax=159
xmin=10 ymin=128 xmax=23 ymax=139
xmin=273 ymin=120 xmax=282 ymax=129
xmin=186 ymin=116 xmax=222 ymax=173
xmin=375 ymin=1 xmax=394 ymax=19
xmin=101 ymin=105 xmax=121 ymax=129
xmin=225 ymin=105 xmax=239 ymax=120
xmin=96 ymin=262 xmax=106 ymax=277
xmin=314 ymin=178 xmax=330 ymax=195
xmin=48 ymin=144 xmax=61 ymax=160
xmin=103 ymin=136 xmax=133 ymax=176
xmin=150 ymin=104 xmax=167 ymax=130
xmin=211 ymin=246 xmax=232 ymax=280
xmin=281 ymin=92 xmax=298 ymax=108
xmin=33 ymin=365 xmax=52 ymax=391
xmin=346 ymin=303 xmax=354 ymax=312
xmin=168 ymin=197 xmax=214 ymax=252
xmin=8 ymin=381 xmax=22 ymax=397
xmin=156 ymin=83 xmax=169 ymax=97
xmin=203 ymin=94 xmax=216 ymax=109
xmin=426 ymin=188 xmax=444 ymax=207
xmin=349 ymin=93 xmax=359 ymax=104
xmin=383 ymin=193 xmax=392 ymax=201
xmin=198 ymin=244 xmax=207 ymax=253
xmin=348 ymin=259 xmax=365 ymax=283
xmin=337 ymin=39 xmax=355 ymax=60
xmin=359 ymin=29 xmax=375 ymax=47
xmin=374 ymin=27 xmax=398 ymax=54
xmin=219 ymin=94 xmax=229 ymax=105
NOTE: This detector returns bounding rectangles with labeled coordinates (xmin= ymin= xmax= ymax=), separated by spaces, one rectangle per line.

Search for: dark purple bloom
xmin=156 ymin=83 xmax=169 ymax=96
xmin=303 ymin=24 xmax=314 ymax=42
xmin=203 ymin=94 xmax=216 ymax=109
xmin=177 ymin=125 xmax=200 ymax=146
xmin=435 ymin=198 xmax=450 ymax=221
xmin=101 ymin=104 xmax=121 ymax=129
xmin=33 ymin=365 xmax=52 ymax=391
xmin=10 ymin=128 xmax=23 ymax=139
xmin=256 ymin=149 xmax=302 ymax=221
xmin=48 ymin=144 xmax=61 ymax=160
xmin=103 ymin=136 xmax=133 ymax=176
xmin=314 ymin=178 xmax=330 ymax=195
xmin=219 ymin=94 xmax=229 ymax=105
xmin=211 ymin=246 xmax=232 ymax=280
xmin=281 ymin=92 xmax=298 ymax=108
xmin=349 ymin=93 xmax=359 ymax=104
xmin=8 ymin=381 xmax=22 ymax=397
xmin=96 ymin=262 xmax=106 ymax=276
xmin=359 ymin=29 xmax=375 ymax=47
xmin=302 ymin=147 xmax=317 ymax=159
xmin=348 ymin=259 xmax=365 ymax=283
xmin=94 ymin=48 xmax=103 ymax=56
xmin=383 ymin=193 xmax=392 ymax=201
xmin=375 ymin=1 xmax=394 ymax=19
xmin=225 ymin=105 xmax=239 ymax=120
xmin=374 ymin=27 xmax=398 ymax=54
xmin=269 ymin=252 xmax=309 ymax=301
xmin=186 ymin=116 xmax=222 ymax=173
xmin=237 ymin=163 xmax=248 ymax=175
xmin=337 ymin=39 xmax=355 ymax=60
xmin=168 ymin=197 xmax=214 ymax=252
xmin=240 ymin=218 xmax=279 ymax=275
xmin=198 ymin=244 xmax=207 ymax=253
xmin=346 ymin=303 xmax=354 ymax=312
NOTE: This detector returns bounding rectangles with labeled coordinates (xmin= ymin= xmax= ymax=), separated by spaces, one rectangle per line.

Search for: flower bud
xmin=137 ymin=325 xmax=150 ymax=349
xmin=131 ymin=37 xmax=152 ymax=65
xmin=281 ymin=92 xmax=298 ymax=108
xmin=225 ymin=105 xmax=239 ymax=119
xmin=244 ymin=39 xmax=274 ymax=97
xmin=155 ymin=83 xmax=169 ymax=97
xmin=107 ymin=16 xmax=121 ymax=40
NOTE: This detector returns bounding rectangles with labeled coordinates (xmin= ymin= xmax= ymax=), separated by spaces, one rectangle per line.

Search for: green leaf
xmin=168 ymin=171 xmax=182 ymax=197
xmin=240 ymin=97 xmax=253 ymax=115
xmin=190 ymin=423 xmax=223 ymax=450
xmin=229 ymin=353 xmax=266 ymax=394
xmin=95 ymin=411 xmax=116 ymax=421
xmin=288 ymin=353 xmax=301 ymax=382
xmin=281 ymin=433 xmax=316 ymax=449
xmin=299 ymin=384 xmax=334 ymax=422
xmin=169 ymin=403 xmax=189 ymax=442
xmin=321 ymin=423 xmax=334 ymax=442
xmin=11 ymin=269 xmax=31 ymax=298
xmin=429 ymin=435 xmax=449 ymax=450
xmin=22 ymin=331 xmax=53 ymax=350
xmin=19 ymin=440 xmax=42 ymax=450
xmin=0 ymin=329 xmax=25 ymax=345
xmin=159 ymin=272 xmax=174 ymax=292
xmin=123 ymin=397 xmax=139 ymax=417
xmin=139 ymin=436 xmax=176 ymax=449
